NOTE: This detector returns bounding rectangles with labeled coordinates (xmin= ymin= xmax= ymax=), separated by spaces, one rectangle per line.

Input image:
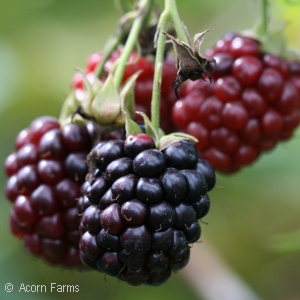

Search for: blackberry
xmin=4 ymin=116 xmax=94 ymax=268
xmin=78 ymin=133 xmax=215 ymax=285
xmin=173 ymin=33 xmax=300 ymax=173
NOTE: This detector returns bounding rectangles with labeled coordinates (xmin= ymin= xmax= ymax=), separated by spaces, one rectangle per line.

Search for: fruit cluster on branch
xmin=173 ymin=33 xmax=300 ymax=173
xmin=78 ymin=133 xmax=215 ymax=285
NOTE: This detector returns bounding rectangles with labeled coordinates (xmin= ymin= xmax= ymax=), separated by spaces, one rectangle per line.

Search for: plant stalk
xmin=150 ymin=0 xmax=188 ymax=132
xmin=261 ymin=0 xmax=269 ymax=35
xmin=150 ymin=13 xmax=168 ymax=132
xmin=113 ymin=0 xmax=152 ymax=89
xmin=165 ymin=0 xmax=188 ymax=43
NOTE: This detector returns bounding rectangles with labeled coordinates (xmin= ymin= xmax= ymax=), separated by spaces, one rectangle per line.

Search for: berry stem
xmin=261 ymin=0 xmax=269 ymax=35
xmin=165 ymin=0 xmax=188 ymax=44
xmin=151 ymin=13 xmax=168 ymax=131
xmin=150 ymin=0 xmax=187 ymax=132
xmin=94 ymin=32 xmax=126 ymax=79
xmin=113 ymin=0 xmax=153 ymax=89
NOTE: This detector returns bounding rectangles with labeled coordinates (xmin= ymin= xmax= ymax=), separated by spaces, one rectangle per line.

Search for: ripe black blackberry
xmin=78 ymin=133 xmax=215 ymax=286
xmin=4 ymin=116 xmax=95 ymax=268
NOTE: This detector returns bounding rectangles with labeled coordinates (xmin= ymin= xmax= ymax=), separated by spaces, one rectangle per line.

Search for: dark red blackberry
xmin=173 ymin=33 xmax=300 ymax=173
xmin=78 ymin=133 xmax=216 ymax=285
xmin=3 ymin=116 xmax=94 ymax=268
xmin=71 ymin=51 xmax=177 ymax=133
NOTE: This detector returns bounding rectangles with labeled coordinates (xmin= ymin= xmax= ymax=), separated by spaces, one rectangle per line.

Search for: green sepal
xmin=158 ymin=132 xmax=198 ymax=151
xmin=115 ymin=70 xmax=142 ymax=125
xmin=170 ymin=132 xmax=198 ymax=142
xmin=59 ymin=90 xmax=78 ymax=126
xmin=250 ymin=18 xmax=266 ymax=40
xmin=249 ymin=18 xmax=288 ymax=58
xmin=121 ymin=70 xmax=142 ymax=116
xmin=74 ymin=68 xmax=93 ymax=115
xmin=157 ymin=127 xmax=165 ymax=139
xmin=262 ymin=24 xmax=288 ymax=58
xmin=135 ymin=111 xmax=159 ymax=145
xmin=158 ymin=133 xmax=197 ymax=151
xmin=60 ymin=113 xmax=87 ymax=128
xmin=124 ymin=112 xmax=142 ymax=137
xmin=91 ymin=73 xmax=121 ymax=124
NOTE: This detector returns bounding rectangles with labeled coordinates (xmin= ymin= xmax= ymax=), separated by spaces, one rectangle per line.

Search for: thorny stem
xmin=150 ymin=0 xmax=188 ymax=132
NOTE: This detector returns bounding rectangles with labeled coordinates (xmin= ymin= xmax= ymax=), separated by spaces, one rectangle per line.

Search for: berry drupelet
xmin=78 ymin=133 xmax=215 ymax=286
xmin=4 ymin=116 xmax=95 ymax=268
xmin=172 ymin=33 xmax=300 ymax=173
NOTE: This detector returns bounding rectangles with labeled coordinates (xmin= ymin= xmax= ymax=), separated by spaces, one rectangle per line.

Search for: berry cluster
xmin=4 ymin=116 xmax=95 ymax=267
xmin=72 ymin=51 xmax=177 ymax=133
xmin=172 ymin=33 xmax=300 ymax=173
xmin=78 ymin=133 xmax=215 ymax=286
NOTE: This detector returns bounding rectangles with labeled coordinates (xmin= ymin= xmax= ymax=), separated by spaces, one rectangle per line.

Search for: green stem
xmin=151 ymin=13 xmax=168 ymax=131
xmin=165 ymin=0 xmax=188 ymax=44
xmin=150 ymin=0 xmax=187 ymax=132
xmin=113 ymin=0 xmax=152 ymax=89
xmin=94 ymin=33 xmax=125 ymax=79
xmin=262 ymin=0 xmax=269 ymax=35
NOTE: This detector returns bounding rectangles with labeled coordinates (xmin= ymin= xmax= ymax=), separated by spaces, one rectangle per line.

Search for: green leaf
xmin=135 ymin=111 xmax=159 ymax=145
xmin=91 ymin=73 xmax=121 ymax=124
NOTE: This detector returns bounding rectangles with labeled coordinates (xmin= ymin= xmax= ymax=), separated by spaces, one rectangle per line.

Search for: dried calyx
xmin=163 ymin=30 xmax=216 ymax=98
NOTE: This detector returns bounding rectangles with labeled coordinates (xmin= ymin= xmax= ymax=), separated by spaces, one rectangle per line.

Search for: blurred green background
xmin=1 ymin=0 xmax=300 ymax=299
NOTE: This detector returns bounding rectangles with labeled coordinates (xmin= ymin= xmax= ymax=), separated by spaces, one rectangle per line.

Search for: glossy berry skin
xmin=4 ymin=116 xmax=94 ymax=268
xmin=173 ymin=33 xmax=300 ymax=173
xmin=78 ymin=133 xmax=216 ymax=286
xmin=71 ymin=51 xmax=177 ymax=133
